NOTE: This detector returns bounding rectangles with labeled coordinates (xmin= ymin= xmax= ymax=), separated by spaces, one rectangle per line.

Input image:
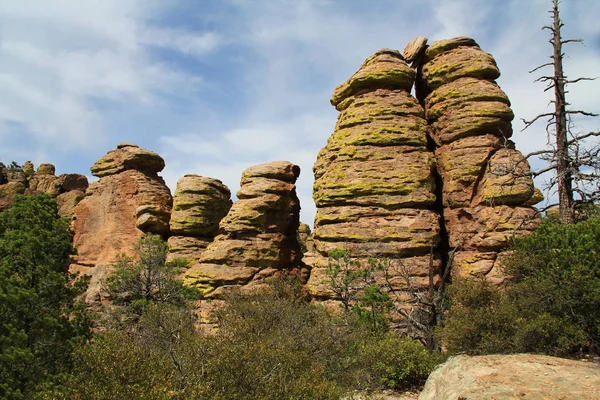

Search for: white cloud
xmin=2 ymin=0 xmax=599 ymax=224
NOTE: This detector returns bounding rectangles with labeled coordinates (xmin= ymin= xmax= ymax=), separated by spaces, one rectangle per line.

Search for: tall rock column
xmin=71 ymin=143 xmax=173 ymax=302
xmin=416 ymin=37 xmax=541 ymax=283
xmin=308 ymin=49 xmax=441 ymax=304
xmin=183 ymin=161 xmax=304 ymax=298
xmin=167 ymin=175 xmax=232 ymax=264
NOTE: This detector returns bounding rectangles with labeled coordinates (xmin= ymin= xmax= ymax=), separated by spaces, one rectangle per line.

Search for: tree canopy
xmin=0 ymin=195 xmax=90 ymax=399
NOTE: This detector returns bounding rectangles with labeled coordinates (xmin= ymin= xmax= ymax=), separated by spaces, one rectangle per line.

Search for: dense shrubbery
xmin=439 ymin=216 xmax=600 ymax=356
xmin=40 ymin=274 xmax=440 ymax=399
xmin=0 ymin=195 xmax=90 ymax=399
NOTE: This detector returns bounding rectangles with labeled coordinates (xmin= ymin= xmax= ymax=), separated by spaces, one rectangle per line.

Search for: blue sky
xmin=1 ymin=0 xmax=599 ymax=226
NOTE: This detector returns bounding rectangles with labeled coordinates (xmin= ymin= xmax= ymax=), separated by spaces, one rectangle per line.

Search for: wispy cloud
xmin=1 ymin=0 xmax=599 ymax=224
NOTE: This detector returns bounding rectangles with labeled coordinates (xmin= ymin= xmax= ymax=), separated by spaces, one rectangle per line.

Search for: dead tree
xmin=522 ymin=0 xmax=600 ymax=223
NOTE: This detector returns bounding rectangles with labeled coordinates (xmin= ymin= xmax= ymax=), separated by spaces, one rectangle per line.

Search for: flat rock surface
xmin=419 ymin=354 xmax=600 ymax=400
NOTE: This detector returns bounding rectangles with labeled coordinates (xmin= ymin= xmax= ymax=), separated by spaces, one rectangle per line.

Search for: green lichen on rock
xmin=425 ymin=36 xmax=478 ymax=59
xmin=170 ymin=175 xmax=232 ymax=237
xmin=331 ymin=49 xmax=415 ymax=109
xmin=422 ymin=46 xmax=500 ymax=90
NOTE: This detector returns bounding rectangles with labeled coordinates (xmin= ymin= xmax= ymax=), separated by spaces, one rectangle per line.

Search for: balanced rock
xmin=416 ymin=37 xmax=541 ymax=279
xmin=184 ymin=161 xmax=304 ymax=298
xmin=71 ymin=144 xmax=172 ymax=303
xmin=168 ymin=175 xmax=232 ymax=264
xmin=420 ymin=354 xmax=600 ymax=400
xmin=90 ymin=142 xmax=165 ymax=178
xmin=403 ymin=36 xmax=428 ymax=63
xmin=330 ymin=49 xmax=415 ymax=110
xmin=309 ymin=48 xmax=441 ymax=311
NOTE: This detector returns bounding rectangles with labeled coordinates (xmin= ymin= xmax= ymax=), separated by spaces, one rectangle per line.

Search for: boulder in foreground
xmin=419 ymin=354 xmax=600 ymax=400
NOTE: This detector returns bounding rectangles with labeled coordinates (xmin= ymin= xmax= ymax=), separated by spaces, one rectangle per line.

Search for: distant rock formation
xmin=415 ymin=37 xmax=541 ymax=283
xmin=71 ymin=143 xmax=172 ymax=303
xmin=0 ymin=161 xmax=88 ymax=219
xmin=167 ymin=175 xmax=232 ymax=264
xmin=297 ymin=222 xmax=314 ymax=253
xmin=184 ymin=161 xmax=305 ymax=298
xmin=420 ymin=354 xmax=600 ymax=400
xmin=308 ymin=49 xmax=441 ymax=305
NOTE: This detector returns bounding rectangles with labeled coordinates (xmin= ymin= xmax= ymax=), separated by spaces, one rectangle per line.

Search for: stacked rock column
xmin=183 ymin=161 xmax=305 ymax=298
xmin=308 ymin=49 xmax=441 ymax=308
xmin=167 ymin=175 xmax=232 ymax=264
xmin=416 ymin=37 xmax=541 ymax=283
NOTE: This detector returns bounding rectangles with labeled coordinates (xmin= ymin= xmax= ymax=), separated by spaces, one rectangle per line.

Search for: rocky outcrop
xmin=298 ymin=222 xmax=314 ymax=253
xmin=183 ymin=161 xmax=304 ymax=298
xmin=0 ymin=161 xmax=88 ymax=217
xmin=419 ymin=354 xmax=600 ymax=400
xmin=415 ymin=37 xmax=541 ymax=282
xmin=71 ymin=143 xmax=172 ymax=303
xmin=167 ymin=175 xmax=232 ymax=264
xmin=309 ymin=49 xmax=441 ymax=309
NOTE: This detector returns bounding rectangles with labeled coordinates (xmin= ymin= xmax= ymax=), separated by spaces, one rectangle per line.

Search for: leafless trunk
xmin=521 ymin=0 xmax=599 ymax=223
xmin=550 ymin=0 xmax=574 ymax=223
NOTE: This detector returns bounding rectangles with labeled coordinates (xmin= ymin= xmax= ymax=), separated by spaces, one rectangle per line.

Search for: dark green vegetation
xmin=0 ymin=195 xmax=90 ymax=399
xmin=104 ymin=234 xmax=195 ymax=327
xmin=439 ymin=215 xmax=600 ymax=356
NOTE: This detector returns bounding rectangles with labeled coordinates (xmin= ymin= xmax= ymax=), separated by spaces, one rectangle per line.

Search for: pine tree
xmin=0 ymin=195 xmax=90 ymax=399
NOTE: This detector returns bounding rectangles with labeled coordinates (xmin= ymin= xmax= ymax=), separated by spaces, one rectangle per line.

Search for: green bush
xmin=50 ymin=276 xmax=442 ymax=398
xmin=356 ymin=334 xmax=445 ymax=391
xmin=0 ymin=195 xmax=91 ymax=399
xmin=439 ymin=216 xmax=600 ymax=356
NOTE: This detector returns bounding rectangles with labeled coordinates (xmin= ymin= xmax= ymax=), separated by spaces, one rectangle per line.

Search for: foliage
xmin=104 ymin=234 xmax=195 ymax=326
xmin=0 ymin=195 xmax=90 ymax=399
xmin=439 ymin=216 xmax=600 ymax=356
xmin=326 ymin=250 xmax=392 ymax=333
xmin=355 ymin=334 xmax=446 ymax=391
xmin=46 ymin=276 xmax=442 ymax=398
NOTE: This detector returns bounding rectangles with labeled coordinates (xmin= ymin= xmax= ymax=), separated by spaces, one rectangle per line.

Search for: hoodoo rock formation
xmin=308 ymin=49 xmax=441 ymax=302
xmin=308 ymin=37 xmax=542 ymax=308
xmin=0 ymin=161 xmax=88 ymax=218
xmin=167 ymin=175 xmax=232 ymax=264
xmin=1 ymin=36 xmax=546 ymax=315
xmin=415 ymin=37 xmax=541 ymax=282
xmin=184 ymin=161 xmax=304 ymax=298
xmin=71 ymin=143 xmax=172 ymax=302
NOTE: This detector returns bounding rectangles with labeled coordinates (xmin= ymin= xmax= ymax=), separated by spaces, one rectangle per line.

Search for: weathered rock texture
xmin=416 ymin=37 xmax=541 ymax=282
xmin=0 ymin=161 xmax=88 ymax=218
xmin=419 ymin=354 xmax=600 ymax=400
xmin=168 ymin=175 xmax=232 ymax=264
xmin=71 ymin=143 xmax=172 ymax=303
xmin=184 ymin=161 xmax=304 ymax=298
xmin=309 ymin=49 xmax=441 ymax=309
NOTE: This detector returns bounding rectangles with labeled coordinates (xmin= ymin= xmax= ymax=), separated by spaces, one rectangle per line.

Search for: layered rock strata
xmin=308 ymin=49 xmax=441 ymax=305
xmin=415 ymin=37 xmax=541 ymax=282
xmin=0 ymin=161 xmax=88 ymax=218
xmin=71 ymin=143 xmax=172 ymax=302
xmin=184 ymin=161 xmax=304 ymax=298
xmin=168 ymin=175 xmax=232 ymax=264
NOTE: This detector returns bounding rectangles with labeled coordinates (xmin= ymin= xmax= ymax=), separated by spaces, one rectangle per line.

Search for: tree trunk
xmin=552 ymin=0 xmax=575 ymax=224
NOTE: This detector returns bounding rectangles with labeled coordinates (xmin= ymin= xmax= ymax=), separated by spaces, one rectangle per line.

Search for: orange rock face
xmin=71 ymin=144 xmax=172 ymax=303
xmin=416 ymin=37 xmax=542 ymax=280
